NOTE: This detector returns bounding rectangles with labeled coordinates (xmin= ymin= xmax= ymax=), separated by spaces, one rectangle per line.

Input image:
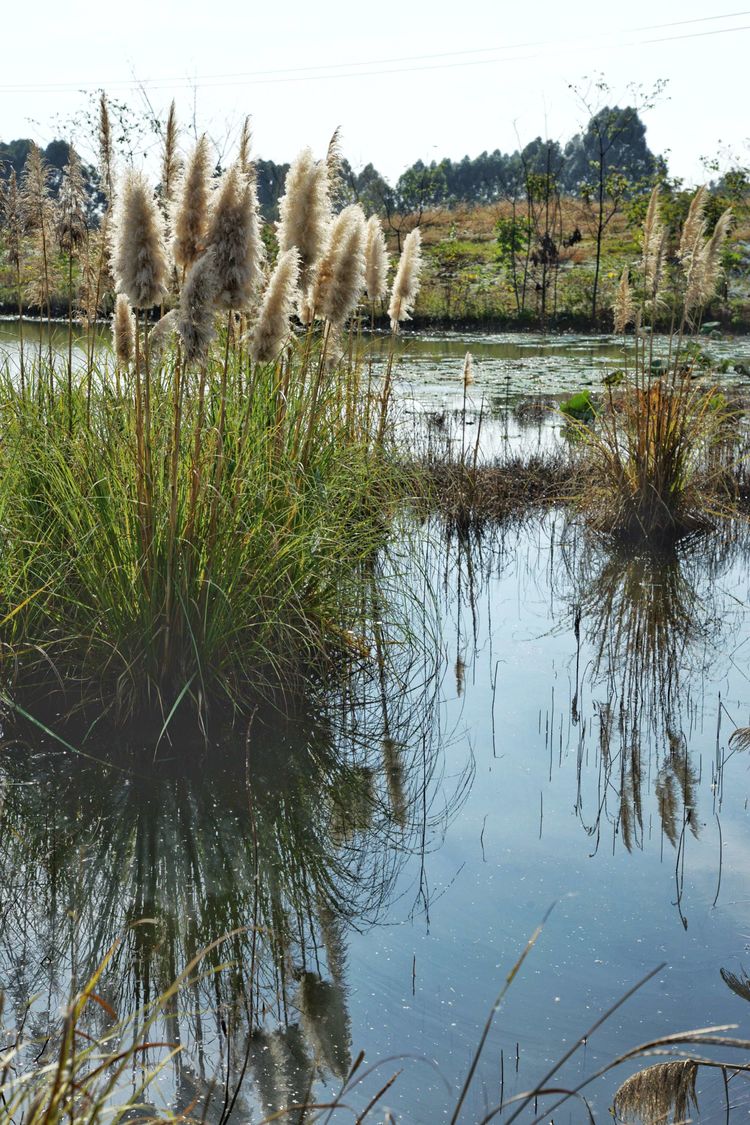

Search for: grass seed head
xmin=388 ymin=227 xmax=422 ymax=331
xmin=309 ymin=203 xmax=367 ymax=327
xmin=112 ymin=169 xmax=169 ymax=309
xmin=172 ymin=135 xmax=212 ymax=275
xmin=177 ymin=246 xmax=219 ymax=365
xmin=251 ymin=247 xmax=300 ymax=363
xmin=364 ymin=215 xmax=388 ymax=303
xmin=112 ymin=292 xmax=135 ymax=367
xmin=205 ymin=163 xmax=265 ymax=311
xmin=277 ymin=147 xmax=332 ymax=291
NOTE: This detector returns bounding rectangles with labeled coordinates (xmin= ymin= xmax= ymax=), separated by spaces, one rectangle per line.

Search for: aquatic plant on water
xmin=0 ymin=100 xmax=425 ymax=729
xmin=575 ymin=184 xmax=735 ymax=545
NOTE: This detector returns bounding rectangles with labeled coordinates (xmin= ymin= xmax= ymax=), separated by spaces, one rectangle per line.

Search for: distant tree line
xmin=0 ymin=105 xmax=660 ymax=223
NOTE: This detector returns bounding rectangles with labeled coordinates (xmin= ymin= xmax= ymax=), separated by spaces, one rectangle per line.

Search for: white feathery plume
xmin=204 ymin=163 xmax=264 ymax=310
xmin=613 ymin=267 xmax=635 ymax=334
xmin=112 ymin=169 xmax=169 ymax=309
xmin=149 ymin=308 xmax=179 ymax=365
xmin=696 ymin=206 xmax=733 ymax=304
xmin=251 ymin=248 xmax=300 ymax=363
xmin=641 ymin=185 xmax=665 ymax=305
xmin=364 ymin=215 xmax=388 ymax=303
xmin=171 ymin=135 xmax=212 ymax=275
xmin=112 ymin=293 xmax=135 ymax=367
xmin=160 ymin=100 xmax=182 ymax=221
xmin=388 ymin=227 xmax=422 ymax=331
xmin=177 ymin=247 xmax=219 ymax=365
xmin=277 ymin=147 xmax=331 ymax=290
xmin=308 ymin=203 xmax=367 ymax=327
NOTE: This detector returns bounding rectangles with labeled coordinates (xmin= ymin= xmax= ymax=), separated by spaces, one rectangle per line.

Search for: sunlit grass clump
xmin=576 ymin=185 xmax=735 ymax=545
xmin=0 ymin=101 xmax=423 ymax=727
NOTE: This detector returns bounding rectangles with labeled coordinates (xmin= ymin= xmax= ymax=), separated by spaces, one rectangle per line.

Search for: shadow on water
xmin=0 ymin=549 xmax=472 ymax=1121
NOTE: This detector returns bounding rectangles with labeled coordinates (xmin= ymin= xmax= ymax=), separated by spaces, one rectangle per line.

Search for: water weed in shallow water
xmin=573 ymin=185 xmax=737 ymax=546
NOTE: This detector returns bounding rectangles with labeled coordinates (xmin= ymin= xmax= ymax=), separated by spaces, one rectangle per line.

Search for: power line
xmin=631 ymin=9 xmax=750 ymax=30
xmin=641 ymin=22 xmax=750 ymax=44
xmin=0 ymin=17 xmax=748 ymax=96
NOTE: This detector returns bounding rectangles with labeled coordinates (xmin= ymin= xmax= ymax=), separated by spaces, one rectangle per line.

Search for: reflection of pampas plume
xmin=309 ymin=204 xmax=366 ymax=327
xmin=177 ymin=248 xmax=218 ymax=365
xmin=172 ymin=136 xmax=212 ymax=275
xmin=614 ymin=1060 xmax=698 ymax=1124
xmin=388 ymin=227 xmax=422 ymax=331
xmin=270 ymin=1025 xmax=314 ymax=1121
xmin=298 ymin=971 xmax=351 ymax=1081
xmin=112 ymin=169 xmax=169 ymax=309
xmin=251 ymin=248 xmax=299 ymax=363
xmin=330 ymin=765 xmax=374 ymax=845
xmin=277 ymin=148 xmax=331 ymax=290
xmin=205 ymin=164 xmax=264 ymax=310
xmin=317 ymin=898 xmax=347 ymax=989
xmin=112 ymin=293 xmax=135 ymax=367
xmin=382 ymin=737 xmax=406 ymax=827
xmin=364 ymin=215 xmax=388 ymax=303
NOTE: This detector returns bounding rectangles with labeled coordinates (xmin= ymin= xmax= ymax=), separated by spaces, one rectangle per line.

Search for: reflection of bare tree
xmin=0 ymin=589 xmax=463 ymax=1121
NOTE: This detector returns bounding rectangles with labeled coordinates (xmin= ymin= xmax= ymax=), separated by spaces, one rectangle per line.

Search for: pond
xmin=3 ymin=511 xmax=750 ymax=1122
xmin=2 ymin=324 xmax=750 ymax=1122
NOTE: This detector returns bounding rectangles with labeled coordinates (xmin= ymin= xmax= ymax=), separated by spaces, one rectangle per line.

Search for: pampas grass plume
xmin=177 ymin=247 xmax=219 ymax=365
xmin=172 ymin=136 xmax=212 ymax=275
xmin=112 ymin=169 xmax=169 ymax=309
xmin=160 ymin=100 xmax=182 ymax=219
xmin=364 ymin=215 xmax=388 ymax=303
xmin=614 ymin=1061 xmax=698 ymax=1124
xmin=698 ymin=206 xmax=733 ymax=302
xmin=149 ymin=308 xmax=179 ymax=365
xmin=205 ymin=163 xmax=264 ymax=310
xmin=641 ymin=185 xmax=665 ymax=302
xmin=309 ymin=203 xmax=366 ymax=327
xmin=2 ymin=171 xmax=24 ymax=268
xmin=98 ymin=93 xmax=114 ymax=202
xmin=388 ymin=227 xmax=422 ymax=331
xmin=112 ymin=293 xmax=135 ymax=367
xmin=251 ymin=247 xmax=300 ymax=363
xmin=238 ymin=115 xmax=253 ymax=178
xmin=678 ymin=184 xmax=707 ymax=265
xmin=613 ymin=267 xmax=635 ymax=334
xmin=277 ymin=147 xmax=331 ymax=289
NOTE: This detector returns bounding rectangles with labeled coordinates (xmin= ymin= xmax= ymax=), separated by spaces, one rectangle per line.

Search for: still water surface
xmin=2 ymin=514 xmax=750 ymax=1121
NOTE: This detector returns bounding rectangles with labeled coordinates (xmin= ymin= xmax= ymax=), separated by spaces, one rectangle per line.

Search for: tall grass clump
xmin=0 ymin=119 xmax=407 ymax=730
xmin=577 ymin=185 xmax=734 ymax=545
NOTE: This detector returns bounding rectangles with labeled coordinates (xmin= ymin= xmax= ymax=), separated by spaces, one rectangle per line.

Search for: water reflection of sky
xmin=3 ymin=515 xmax=750 ymax=1120
xmin=343 ymin=517 xmax=750 ymax=1122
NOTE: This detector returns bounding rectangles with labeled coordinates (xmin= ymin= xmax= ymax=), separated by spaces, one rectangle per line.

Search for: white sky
xmin=1 ymin=0 xmax=747 ymax=186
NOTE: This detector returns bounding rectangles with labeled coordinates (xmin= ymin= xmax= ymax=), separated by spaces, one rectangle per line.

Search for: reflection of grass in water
xmin=0 ymin=589 xmax=461 ymax=1118
xmin=572 ymin=532 xmax=724 ymax=853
